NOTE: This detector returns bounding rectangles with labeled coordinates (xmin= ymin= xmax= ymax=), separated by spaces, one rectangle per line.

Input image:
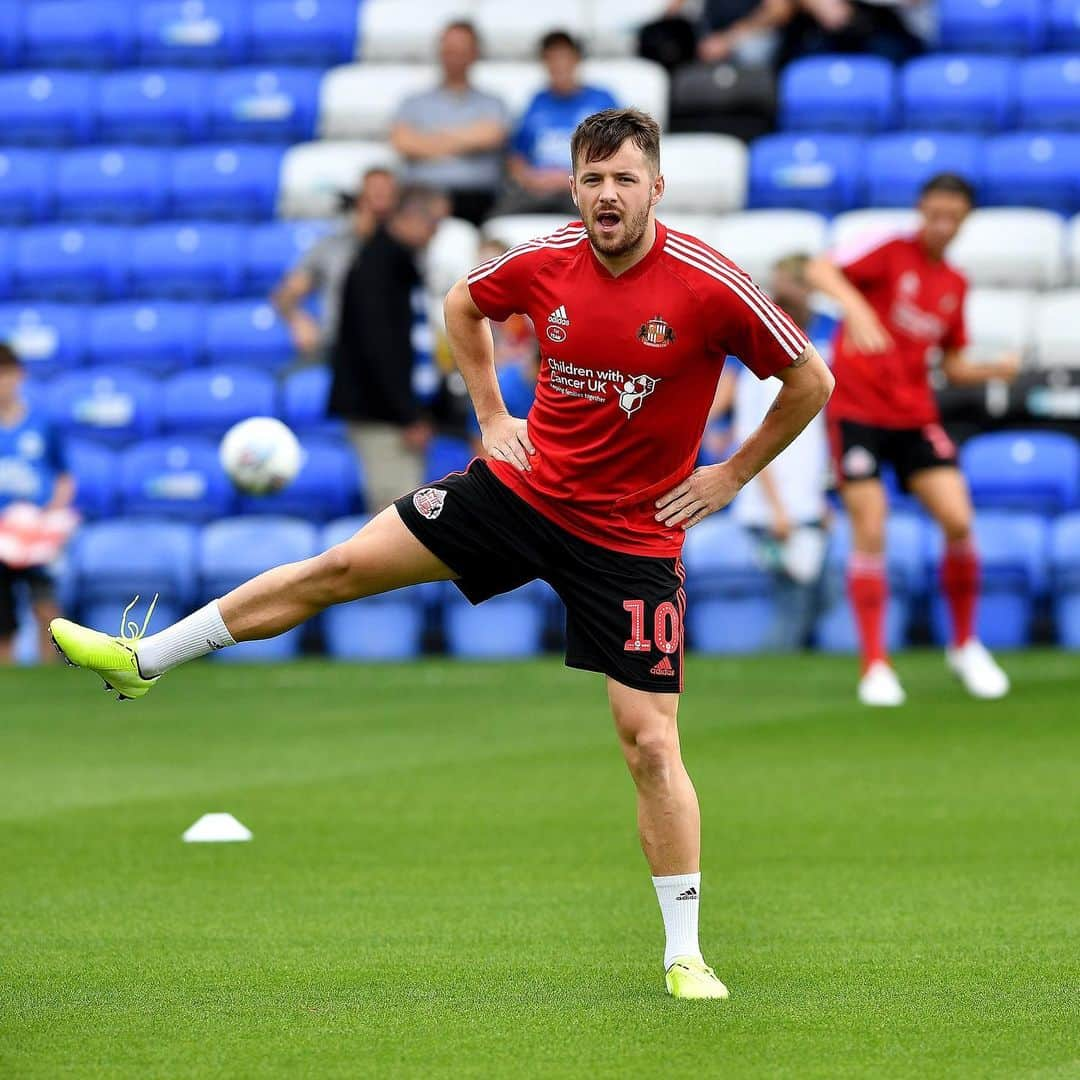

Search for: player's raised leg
xmin=842 ymin=477 xmax=906 ymax=706
xmin=906 ymin=466 xmax=1009 ymax=699
xmin=608 ymin=678 xmax=728 ymax=1000
xmin=50 ymin=506 xmax=457 ymax=699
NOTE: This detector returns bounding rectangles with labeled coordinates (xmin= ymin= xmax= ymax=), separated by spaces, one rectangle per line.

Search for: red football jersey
xmin=829 ymin=230 xmax=968 ymax=429
xmin=466 ymin=220 xmax=809 ymax=556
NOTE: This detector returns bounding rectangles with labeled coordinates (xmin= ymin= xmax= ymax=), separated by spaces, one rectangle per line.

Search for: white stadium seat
xmin=359 ymin=0 xmax=479 ymax=62
xmin=1069 ymin=214 xmax=1080 ymax=285
xmin=828 ymin=209 xmax=918 ymax=255
xmin=277 ymin=140 xmax=399 ymax=219
xmin=658 ymin=134 xmax=746 ymax=213
xmin=965 ymin=289 xmax=1037 ymax=364
xmin=1033 ymin=290 xmax=1080 ymax=369
xmin=709 ymin=210 xmax=828 ymax=283
xmin=426 ymin=216 xmax=482 ymax=298
xmin=481 ymin=215 xmax=571 ymax=249
xmin=584 ymin=0 xmax=671 ymax=58
xmin=579 ymin=58 xmax=668 ymax=126
xmin=318 ymin=63 xmax=437 ymax=140
xmin=949 ymin=208 xmax=1066 ymax=289
xmin=473 ymin=0 xmax=590 ymax=60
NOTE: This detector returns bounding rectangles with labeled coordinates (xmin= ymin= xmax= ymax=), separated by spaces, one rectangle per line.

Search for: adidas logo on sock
xmin=675 ymin=886 xmax=698 ymax=901
xmin=548 ymin=305 xmax=570 ymax=326
xmin=650 ymin=655 xmax=675 ymax=677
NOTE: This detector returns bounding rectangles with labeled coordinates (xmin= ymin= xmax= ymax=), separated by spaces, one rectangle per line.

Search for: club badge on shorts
xmin=413 ymin=487 xmax=446 ymax=520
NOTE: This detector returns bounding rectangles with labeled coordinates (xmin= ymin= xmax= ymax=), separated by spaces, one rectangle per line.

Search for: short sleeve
xmin=941 ymin=280 xmax=968 ymax=352
xmin=296 ymin=234 xmax=332 ymax=286
xmin=466 ymin=245 xmax=540 ymax=323
xmin=706 ymin=264 xmax=810 ymax=380
xmin=512 ymin=99 xmax=539 ymax=158
xmin=44 ymin=422 xmax=67 ymax=473
xmin=833 ymin=233 xmax=897 ymax=290
xmin=391 ymin=92 xmax=424 ymax=128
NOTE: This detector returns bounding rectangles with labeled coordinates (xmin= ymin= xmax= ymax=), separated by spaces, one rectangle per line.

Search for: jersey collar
xmin=587 ymin=219 xmax=668 ymax=282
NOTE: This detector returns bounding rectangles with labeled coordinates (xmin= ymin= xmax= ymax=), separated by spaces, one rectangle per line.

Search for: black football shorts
xmin=829 ymin=418 xmax=958 ymax=491
xmin=394 ymin=459 xmax=686 ymax=693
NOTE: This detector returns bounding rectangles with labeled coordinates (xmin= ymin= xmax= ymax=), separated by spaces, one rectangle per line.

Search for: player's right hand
xmin=289 ymin=311 xmax=323 ymax=356
xmin=847 ymin=307 xmax=894 ymax=354
xmin=481 ymin=412 xmax=536 ymax=473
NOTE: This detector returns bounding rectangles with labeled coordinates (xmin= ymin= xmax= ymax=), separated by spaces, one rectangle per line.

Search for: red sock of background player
xmin=941 ymin=538 xmax=979 ymax=648
xmin=848 ymin=553 xmax=888 ymax=672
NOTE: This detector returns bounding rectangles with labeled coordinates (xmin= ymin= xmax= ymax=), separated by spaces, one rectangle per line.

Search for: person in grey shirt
xmin=390 ymin=21 xmax=510 ymax=226
xmin=271 ymin=166 xmax=399 ymax=359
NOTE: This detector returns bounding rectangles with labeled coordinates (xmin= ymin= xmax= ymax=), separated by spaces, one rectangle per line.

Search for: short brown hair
xmin=0 ymin=343 xmax=20 ymax=369
xmin=570 ymin=108 xmax=661 ymax=175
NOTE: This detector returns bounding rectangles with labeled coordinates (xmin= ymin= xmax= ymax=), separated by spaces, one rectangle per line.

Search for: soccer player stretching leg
xmin=807 ymin=173 xmax=1018 ymax=707
xmin=52 ymin=109 xmax=833 ymax=999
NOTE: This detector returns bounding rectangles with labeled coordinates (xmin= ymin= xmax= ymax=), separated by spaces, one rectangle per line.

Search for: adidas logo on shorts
xmin=650 ymin=655 xmax=675 ymax=677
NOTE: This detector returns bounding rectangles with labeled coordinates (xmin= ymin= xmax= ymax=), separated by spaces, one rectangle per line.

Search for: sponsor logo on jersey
xmin=546 ymin=324 xmax=566 ymax=343
xmin=637 ymin=314 xmax=675 ymax=348
xmin=650 ymin=655 xmax=676 ymax=677
xmin=619 ymin=374 xmax=660 ymax=417
xmin=413 ymin=487 xmax=446 ymax=520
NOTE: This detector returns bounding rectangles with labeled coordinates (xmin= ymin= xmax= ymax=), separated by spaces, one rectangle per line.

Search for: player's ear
xmin=569 ymin=174 xmax=579 ymax=209
xmin=651 ymin=172 xmax=664 ymax=207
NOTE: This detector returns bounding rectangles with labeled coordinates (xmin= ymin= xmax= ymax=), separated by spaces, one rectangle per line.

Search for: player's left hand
xmin=655 ymin=463 xmax=742 ymax=530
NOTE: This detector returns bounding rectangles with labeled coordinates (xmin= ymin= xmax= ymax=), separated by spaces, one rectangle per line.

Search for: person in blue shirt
xmin=0 ymin=343 xmax=75 ymax=663
xmin=495 ymin=31 xmax=618 ymax=216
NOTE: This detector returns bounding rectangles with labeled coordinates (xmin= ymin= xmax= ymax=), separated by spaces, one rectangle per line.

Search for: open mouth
xmin=596 ymin=210 xmax=621 ymax=233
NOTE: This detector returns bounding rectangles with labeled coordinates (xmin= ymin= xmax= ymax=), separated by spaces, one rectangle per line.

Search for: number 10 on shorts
xmin=623 ymin=599 xmax=681 ymax=654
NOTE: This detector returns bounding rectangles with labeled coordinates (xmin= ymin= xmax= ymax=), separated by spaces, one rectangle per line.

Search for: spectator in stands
xmin=656 ymin=0 xmax=794 ymax=67
xmin=496 ymin=31 xmax=618 ymax=217
xmin=390 ymin=21 xmax=510 ymax=226
xmin=708 ymin=255 xmax=833 ymax=649
xmin=271 ymin=167 xmax=399 ymax=360
xmin=0 ymin=344 xmax=76 ymax=664
xmin=329 ymin=187 xmax=450 ymax=513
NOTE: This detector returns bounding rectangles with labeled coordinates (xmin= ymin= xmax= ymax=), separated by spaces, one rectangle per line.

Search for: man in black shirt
xmin=329 ymin=186 xmax=449 ymax=512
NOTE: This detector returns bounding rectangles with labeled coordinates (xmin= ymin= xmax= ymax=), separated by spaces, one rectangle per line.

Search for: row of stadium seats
xmin=55 ymin=508 xmax=1080 ymax=663
xmin=779 ymin=54 xmax=1080 ymax=134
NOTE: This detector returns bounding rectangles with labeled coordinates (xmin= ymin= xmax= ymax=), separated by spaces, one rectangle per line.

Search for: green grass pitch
xmin=2 ymin=651 xmax=1078 ymax=1078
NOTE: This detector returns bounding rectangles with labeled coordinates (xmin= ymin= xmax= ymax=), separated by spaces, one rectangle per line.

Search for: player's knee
xmin=940 ymin=512 xmax=973 ymax=544
xmin=622 ymin=724 xmax=680 ymax=784
xmin=311 ymin=543 xmax=361 ymax=602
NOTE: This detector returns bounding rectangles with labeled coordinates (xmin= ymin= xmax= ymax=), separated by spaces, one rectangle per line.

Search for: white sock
xmin=652 ymin=872 xmax=702 ymax=969
xmin=135 ymin=601 xmax=236 ymax=677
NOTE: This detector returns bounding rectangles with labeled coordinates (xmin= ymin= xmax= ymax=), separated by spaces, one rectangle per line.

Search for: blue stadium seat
xmin=236 ymin=435 xmax=359 ymax=519
xmin=14 ymin=225 xmax=130 ymax=302
xmin=1050 ymin=512 xmax=1080 ymax=647
xmin=0 ymin=302 xmax=86 ymax=378
xmin=961 ymin=430 xmax=1080 ymax=515
xmin=0 ymin=149 xmax=57 ymax=224
xmin=137 ymin=1 xmax=250 ymax=67
xmin=899 ymin=56 xmax=1014 ymax=132
xmin=865 ymin=134 xmax=983 ymax=208
xmin=47 ymin=367 xmax=161 ymax=445
xmin=927 ymin=513 xmax=1048 ymax=647
xmin=424 ymin=436 xmax=473 ymax=483
xmin=65 ymin=438 xmax=120 ymax=520
xmin=0 ymin=232 xmax=11 ymax=300
xmin=681 ymin=516 xmax=776 ymax=653
xmin=814 ymin=513 xmax=925 ymax=654
xmin=250 ymin=0 xmax=358 ymax=65
xmin=55 ymin=146 xmax=170 ymax=223
xmin=22 ymin=1 xmax=134 ymax=68
xmin=120 ymin=436 xmax=234 ymax=520
xmin=1048 ymin=0 xmax=1080 ymax=49
xmin=444 ymin=579 xmax=549 ymax=659
xmin=779 ymin=56 xmax=895 ymax=133
xmin=243 ymin=219 xmax=332 ymax=293
xmin=280 ymin=364 xmax=343 ymax=437
xmin=1017 ymin=56 xmax=1080 ymax=131
xmin=0 ymin=5 xmax=21 ymax=68
xmin=199 ymin=516 xmax=317 ymax=661
xmin=130 ymin=222 xmax=243 ymax=299
xmin=748 ymin=134 xmax=863 ymax=215
xmin=169 ymin=144 xmax=284 ymax=219
xmin=87 ymin=301 xmax=203 ymax=372
xmin=161 ymin=365 xmax=276 ymax=436
xmin=983 ymin=133 xmax=1080 ymax=215
xmin=320 ymin=515 xmax=436 ymax=660
xmin=0 ymin=71 xmax=96 ymax=146
xmin=73 ymin=519 xmax=198 ymax=612
xmin=209 ymin=67 xmax=320 ymax=143
xmin=938 ymin=0 xmax=1045 ymax=53
xmin=97 ymin=69 xmax=210 ymax=145
xmin=204 ymin=300 xmax=293 ymax=369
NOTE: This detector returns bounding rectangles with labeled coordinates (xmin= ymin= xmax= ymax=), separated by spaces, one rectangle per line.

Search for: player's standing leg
xmin=906 ymin=467 xmax=1009 ymax=699
xmin=608 ymin=678 xmax=728 ymax=1000
xmin=49 ymin=507 xmax=457 ymax=697
xmin=842 ymin=478 xmax=906 ymax=706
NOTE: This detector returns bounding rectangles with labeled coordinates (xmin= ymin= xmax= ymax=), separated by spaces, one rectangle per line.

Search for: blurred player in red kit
xmin=807 ymin=174 xmax=1020 ymax=707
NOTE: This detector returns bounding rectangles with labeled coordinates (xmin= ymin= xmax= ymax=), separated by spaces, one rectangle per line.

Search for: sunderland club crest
xmin=637 ymin=314 xmax=675 ymax=348
xmin=413 ymin=487 xmax=446 ymax=520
